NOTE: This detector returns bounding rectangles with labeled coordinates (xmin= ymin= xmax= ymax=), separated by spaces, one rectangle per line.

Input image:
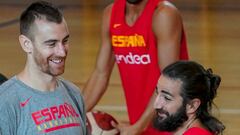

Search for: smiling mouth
xmin=156 ymin=110 xmax=169 ymax=118
xmin=51 ymin=59 xmax=63 ymax=64
xmin=158 ymin=112 xmax=166 ymax=117
xmin=49 ymin=58 xmax=66 ymax=66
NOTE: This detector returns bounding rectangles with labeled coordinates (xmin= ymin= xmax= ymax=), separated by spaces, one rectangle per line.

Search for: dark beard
xmin=153 ymin=103 xmax=188 ymax=132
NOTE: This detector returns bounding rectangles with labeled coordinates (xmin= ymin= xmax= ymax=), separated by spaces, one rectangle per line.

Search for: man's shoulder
xmin=103 ymin=3 xmax=114 ymax=16
xmin=0 ymin=77 xmax=21 ymax=111
xmin=0 ymin=77 xmax=22 ymax=104
xmin=155 ymin=1 xmax=180 ymax=16
xmin=0 ymin=76 xmax=19 ymax=95
xmin=157 ymin=1 xmax=177 ymax=9
xmin=153 ymin=1 xmax=183 ymax=31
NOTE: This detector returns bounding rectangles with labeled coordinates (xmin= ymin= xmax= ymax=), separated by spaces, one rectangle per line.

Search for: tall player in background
xmin=83 ymin=0 xmax=188 ymax=134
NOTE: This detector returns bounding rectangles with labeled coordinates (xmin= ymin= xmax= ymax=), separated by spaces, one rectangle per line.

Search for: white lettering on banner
xmin=115 ymin=52 xmax=151 ymax=65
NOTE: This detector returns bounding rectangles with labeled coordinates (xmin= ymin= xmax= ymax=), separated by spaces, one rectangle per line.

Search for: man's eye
xmin=164 ymin=96 xmax=172 ymax=101
xmin=63 ymin=39 xmax=68 ymax=45
xmin=47 ymin=42 xmax=56 ymax=47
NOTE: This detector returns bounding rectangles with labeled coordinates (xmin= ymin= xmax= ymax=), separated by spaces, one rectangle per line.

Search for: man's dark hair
xmin=162 ymin=60 xmax=225 ymax=135
xmin=20 ymin=1 xmax=63 ymax=39
xmin=0 ymin=73 xmax=8 ymax=85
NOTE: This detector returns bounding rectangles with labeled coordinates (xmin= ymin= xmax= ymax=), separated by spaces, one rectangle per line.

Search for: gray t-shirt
xmin=0 ymin=76 xmax=88 ymax=135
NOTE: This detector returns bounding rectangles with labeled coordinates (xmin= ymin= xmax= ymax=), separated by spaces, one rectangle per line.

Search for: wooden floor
xmin=0 ymin=2 xmax=240 ymax=135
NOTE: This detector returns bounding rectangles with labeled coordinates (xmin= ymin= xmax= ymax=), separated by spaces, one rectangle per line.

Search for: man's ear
xmin=19 ymin=35 xmax=33 ymax=53
xmin=186 ymin=98 xmax=201 ymax=114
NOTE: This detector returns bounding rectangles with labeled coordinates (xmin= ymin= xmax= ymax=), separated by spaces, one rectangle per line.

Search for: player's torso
xmin=109 ymin=0 xmax=161 ymax=123
xmin=109 ymin=0 xmax=161 ymax=84
xmin=5 ymin=78 xmax=85 ymax=135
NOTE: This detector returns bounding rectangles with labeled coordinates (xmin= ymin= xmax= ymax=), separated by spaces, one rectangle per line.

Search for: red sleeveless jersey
xmin=110 ymin=0 xmax=188 ymax=134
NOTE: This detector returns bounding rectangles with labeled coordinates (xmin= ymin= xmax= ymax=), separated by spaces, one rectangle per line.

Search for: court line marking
xmin=95 ymin=105 xmax=240 ymax=115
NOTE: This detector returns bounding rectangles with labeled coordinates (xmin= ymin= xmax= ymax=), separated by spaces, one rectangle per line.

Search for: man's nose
xmin=154 ymin=95 xmax=164 ymax=109
xmin=56 ymin=44 xmax=67 ymax=56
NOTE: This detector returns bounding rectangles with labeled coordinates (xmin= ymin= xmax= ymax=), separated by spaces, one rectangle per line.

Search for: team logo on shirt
xmin=112 ymin=34 xmax=146 ymax=47
xmin=112 ymin=34 xmax=150 ymax=65
xmin=113 ymin=23 xmax=121 ymax=28
xmin=31 ymin=102 xmax=80 ymax=133
xmin=20 ymin=96 xmax=32 ymax=107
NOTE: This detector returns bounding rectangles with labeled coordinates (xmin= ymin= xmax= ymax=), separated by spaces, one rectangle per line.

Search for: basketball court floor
xmin=0 ymin=1 xmax=240 ymax=134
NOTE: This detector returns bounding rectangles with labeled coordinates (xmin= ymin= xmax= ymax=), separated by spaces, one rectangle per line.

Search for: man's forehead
xmin=158 ymin=75 xmax=182 ymax=96
xmin=31 ymin=18 xmax=67 ymax=36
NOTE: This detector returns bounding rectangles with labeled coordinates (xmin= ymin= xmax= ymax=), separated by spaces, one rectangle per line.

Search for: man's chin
xmin=50 ymin=70 xmax=64 ymax=76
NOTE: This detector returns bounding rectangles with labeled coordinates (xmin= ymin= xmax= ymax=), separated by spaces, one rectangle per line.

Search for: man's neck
xmin=173 ymin=117 xmax=199 ymax=135
xmin=125 ymin=0 xmax=148 ymax=26
xmin=17 ymin=66 xmax=58 ymax=92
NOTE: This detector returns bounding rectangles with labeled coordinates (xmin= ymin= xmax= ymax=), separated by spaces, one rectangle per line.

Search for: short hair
xmin=162 ymin=60 xmax=225 ymax=134
xmin=0 ymin=73 xmax=8 ymax=85
xmin=20 ymin=1 xmax=63 ymax=39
